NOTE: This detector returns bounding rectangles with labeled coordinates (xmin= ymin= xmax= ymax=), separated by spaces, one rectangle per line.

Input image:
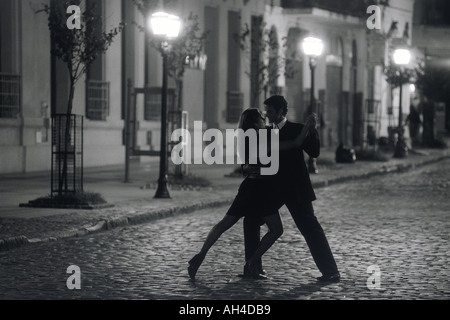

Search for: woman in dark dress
xmin=188 ymin=108 xmax=312 ymax=280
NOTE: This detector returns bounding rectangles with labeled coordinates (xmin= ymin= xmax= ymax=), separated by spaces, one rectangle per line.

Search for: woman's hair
xmin=238 ymin=108 xmax=262 ymax=131
xmin=237 ymin=108 xmax=261 ymax=164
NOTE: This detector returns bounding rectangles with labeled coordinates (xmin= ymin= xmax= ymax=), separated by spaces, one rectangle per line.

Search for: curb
xmin=1 ymin=152 xmax=449 ymax=252
xmin=311 ymin=153 xmax=450 ymax=188
xmin=0 ymin=198 xmax=235 ymax=252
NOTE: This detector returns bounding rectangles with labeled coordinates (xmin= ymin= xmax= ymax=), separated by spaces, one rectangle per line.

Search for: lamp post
xmin=302 ymin=37 xmax=324 ymax=114
xmin=149 ymin=12 xmax=181 ymax=198
xmin=302 ymin=36 xmax=324 ymax=174
xmin=393 ymin=48 xmax=411 ymax=158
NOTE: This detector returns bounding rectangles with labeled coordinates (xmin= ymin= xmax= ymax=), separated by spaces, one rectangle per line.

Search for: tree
xmin=384 ymin=64 xmax=416 ymax=89
xmin=235 ymin=21 xmax=287 ymax=106
xmin=133 ymin=0 xmax=207 ymax=112
xmin=38 ymin=0 xmax=124 ymax=195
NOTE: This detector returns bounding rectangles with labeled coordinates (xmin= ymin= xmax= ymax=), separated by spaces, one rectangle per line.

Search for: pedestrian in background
xmin=406 ymin=101 xmax=422 ymax=148
xmin=304 ymin=104 xmax=324 ymax=174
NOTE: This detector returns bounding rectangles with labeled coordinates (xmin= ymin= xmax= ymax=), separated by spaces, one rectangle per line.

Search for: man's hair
xmin=264 ymin=95 xmax=288 ymax=116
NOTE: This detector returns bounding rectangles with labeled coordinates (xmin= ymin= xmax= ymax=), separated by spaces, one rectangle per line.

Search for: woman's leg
xmin=199 ymin=215 xmax=240 ymax=255
xmin=246 ymin=213 xmax=283 ymax=268
xmin=188 ymin=214 xmax=240 ymax=280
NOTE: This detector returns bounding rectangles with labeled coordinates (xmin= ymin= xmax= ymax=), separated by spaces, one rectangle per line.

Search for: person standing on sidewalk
xmin=244 ymin=95 xmax=340 ymax=283
xmin=406 ymin=102 xmax=422 ymax=148
xmin=188 ymin=108 xmax=314 ymax=281
xmin=304 ymin=104 xmax=324 ymax=174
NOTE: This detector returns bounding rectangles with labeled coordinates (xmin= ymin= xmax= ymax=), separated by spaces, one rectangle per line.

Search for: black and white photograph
xmin=0 ymin=0 xmax=449 ymax=309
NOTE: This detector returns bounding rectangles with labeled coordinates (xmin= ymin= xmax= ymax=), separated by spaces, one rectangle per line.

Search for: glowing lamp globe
xmin=149 ymin=12 xmax=181 ymax=39
xmin=393 ymin=49 xmax=411 ymax=65
xmin=302 ymin=37 xmax=324 ymax=57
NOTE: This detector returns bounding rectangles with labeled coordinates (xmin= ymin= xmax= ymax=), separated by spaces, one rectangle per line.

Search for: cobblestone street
xmin=0 ymin=159 xmax=449 ymax=302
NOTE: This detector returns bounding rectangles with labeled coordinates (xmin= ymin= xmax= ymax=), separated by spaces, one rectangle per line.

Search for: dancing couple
xmin=188 ymin=95 xmax=340 ymax=283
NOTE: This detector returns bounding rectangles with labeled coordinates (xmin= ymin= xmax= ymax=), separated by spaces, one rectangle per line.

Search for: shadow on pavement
xmin=186 ymin=274 xmax=332 ymax=299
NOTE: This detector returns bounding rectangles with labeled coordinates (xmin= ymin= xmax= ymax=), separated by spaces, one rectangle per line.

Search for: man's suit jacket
xmin=274 ymin=120 xmax=320 ymax=202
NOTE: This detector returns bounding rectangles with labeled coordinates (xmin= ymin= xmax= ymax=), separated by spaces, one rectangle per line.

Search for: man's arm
xmin=303 ymin=127 xmax=320 ymax=158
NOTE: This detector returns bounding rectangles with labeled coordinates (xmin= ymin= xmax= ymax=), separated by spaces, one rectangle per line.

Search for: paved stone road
xmin=0 ymin=159 xmax=449 ymax=302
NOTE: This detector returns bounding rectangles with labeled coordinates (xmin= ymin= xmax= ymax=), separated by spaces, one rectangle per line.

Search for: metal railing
xmin=86 ymin=80 xmax=110 ymax=120
xmin=0 ymin=73 xmax=21 ymax=118
xmin=51 ymin=114 xmax=84 ymax=196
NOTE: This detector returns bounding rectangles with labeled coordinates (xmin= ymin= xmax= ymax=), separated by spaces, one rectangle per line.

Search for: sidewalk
xmin=1 ymin=141 xmax=449 ymax=252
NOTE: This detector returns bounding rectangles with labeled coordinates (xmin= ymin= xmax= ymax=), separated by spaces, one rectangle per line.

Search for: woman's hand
xmin=305 ymin=113 xmax=318 ymax=130
xmin=279 ymin=113 xmax=319 ymax=150
xmin=292 ymin=114 xmax=317 ymax=147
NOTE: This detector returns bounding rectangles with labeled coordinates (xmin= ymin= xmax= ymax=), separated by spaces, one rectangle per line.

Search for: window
xmin=0 ymin=0 xmax=20 ymax=118
xmin=85 ymin=0 xmax=110 ymax=121
xmin=0 ymin=74 xmax=21 ymax=118
xmin=226 ymin=91 xmax=244 ymax=123
xmin=144 ymin=87 xmax=176 ymax=121
xmin=86 ymin=80 xmax=110 ymax=120
xmin=226 ymin=11 xmax=243 ymax=123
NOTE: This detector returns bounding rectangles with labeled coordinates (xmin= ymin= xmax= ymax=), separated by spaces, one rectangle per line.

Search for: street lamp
xmin=393 ymin=48 xmax=411 ymax=158
xmin=302 ymin=37 xmax=324 ymax=114
xmin=302 ymin=36 xmax=323 ymax=174
xmin=149 ymin=11 xmax=181 ymax=198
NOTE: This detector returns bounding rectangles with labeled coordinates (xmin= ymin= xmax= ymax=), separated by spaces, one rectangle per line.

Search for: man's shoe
xmin=316 ymin=272 xmax=340 ymax=283
xmin=239 ymin=264 xmax=268 ymax=280
xmin=238 ymin=267 xmax=267 ymax=279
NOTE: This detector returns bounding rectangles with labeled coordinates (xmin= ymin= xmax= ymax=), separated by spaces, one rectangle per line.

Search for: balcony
xmin=0 ymin=73 xmax=21 ymax=118
xmin=281 ymin=0 xmax=383 ymax=18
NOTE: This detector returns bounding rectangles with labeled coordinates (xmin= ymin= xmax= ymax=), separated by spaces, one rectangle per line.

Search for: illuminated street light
xmin=302 ymin=37 xmax=324 ymax=57
xmin=302 ymin=37 xmax=324 ymax=114
xmin=393 ymin=48 xmax=411 ymax=158
xmin=149 ymin=11 xmax=181 ymax=198
xmin=149 ymin=11 xmax=181 ymax=39
xmin=393 ymin=49 xmax=411 ymax=66
xmin=302 ymin=37 xmax=323 ymax=174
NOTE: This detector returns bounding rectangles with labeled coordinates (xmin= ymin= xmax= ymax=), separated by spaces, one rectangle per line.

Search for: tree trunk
xmin=174 ymin=79 xmax=184 ymax=178
xmin=58 ymin=80 xmax=75 ymax=195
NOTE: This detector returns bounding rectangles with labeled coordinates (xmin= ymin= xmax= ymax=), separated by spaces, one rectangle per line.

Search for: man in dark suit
xmin=243 ymin=95 xmax=340 ymax=282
